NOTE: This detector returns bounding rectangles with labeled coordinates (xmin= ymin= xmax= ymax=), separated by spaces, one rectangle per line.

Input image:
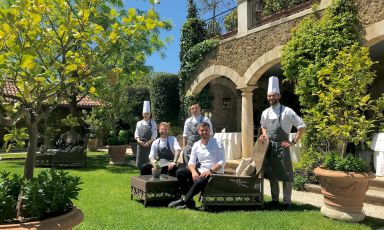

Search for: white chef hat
xmin=267 ymin=76 xmax=280 ymax=94
xmin=142 ymin=101 xmax=150 ymax=113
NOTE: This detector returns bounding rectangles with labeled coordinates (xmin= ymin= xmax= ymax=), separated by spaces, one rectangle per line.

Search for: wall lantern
xmin=222 ymin=98 xmax=231 ymax=110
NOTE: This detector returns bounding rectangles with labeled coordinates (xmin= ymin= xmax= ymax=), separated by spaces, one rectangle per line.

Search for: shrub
xmin=0 ymin=170 xmax=81 ymax=223
xmin=106 ymin=130 xmax=129 ymax=145
xmin=293 ymin=148 xmax=323 ymax=190
xmin=0 ymin=172 xmax=23 ymax=223
xmin=151 ymin=73 xmax=181 ymax=125
xmin=323 ymin=152 xmax=370 ymax=172
xmin=22 ymin=170 xmax=81 ymax=220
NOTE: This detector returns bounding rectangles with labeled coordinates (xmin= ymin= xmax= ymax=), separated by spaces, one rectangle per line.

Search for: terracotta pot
xmin=0 ymin=206 xmax=83 ymax=230
xmin=108 ymin=144 xmax=129 ymax=165
xmin=87 ymin=139 xmax=98 ymax=151
xmin=314 ymin=166 xmax=375 ymax=222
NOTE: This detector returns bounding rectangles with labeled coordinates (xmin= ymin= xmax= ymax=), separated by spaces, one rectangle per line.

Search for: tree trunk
xmin=24 ymin=120 xmax=38 ymax=180
xmin=16 ymin=120 xmax=39 ymax=219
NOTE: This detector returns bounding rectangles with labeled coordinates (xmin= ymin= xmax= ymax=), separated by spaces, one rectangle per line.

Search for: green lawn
xmin=1 ymin=152 xmax=383 ymax=230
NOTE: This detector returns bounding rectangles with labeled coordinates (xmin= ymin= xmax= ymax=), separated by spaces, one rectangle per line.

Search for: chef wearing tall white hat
xmin=134 ymin=101 xmax=157 ymax=168
xmin=259 ymin=76 xmax=306 ymax=210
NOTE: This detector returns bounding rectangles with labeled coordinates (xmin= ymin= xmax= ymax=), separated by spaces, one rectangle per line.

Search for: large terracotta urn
xmin=314 ymin=166 xmax=375 ymax=222
xmin=108 ymin=144 xmax=129 ymax=164
xmin=0 ymin=206 xmax=83 ymax=230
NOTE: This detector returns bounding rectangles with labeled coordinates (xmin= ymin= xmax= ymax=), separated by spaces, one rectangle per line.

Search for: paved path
xmin=263 ymin=179 xmax=384 ymax=221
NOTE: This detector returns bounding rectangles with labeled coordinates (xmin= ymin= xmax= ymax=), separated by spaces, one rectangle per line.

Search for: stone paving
xmin=263 ymin=179 xmax=384 ymax=221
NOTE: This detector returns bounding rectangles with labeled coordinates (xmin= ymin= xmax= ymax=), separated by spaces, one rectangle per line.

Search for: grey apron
xmin=136 ymin=120 xmax=153 ymax=167
xmin=264 ymin=105 xmax=294 ymax=182
xmin=182 ymin=116 xmax=204 ymax=164
xmin=157 ymin=137 xmax=174 ymax=161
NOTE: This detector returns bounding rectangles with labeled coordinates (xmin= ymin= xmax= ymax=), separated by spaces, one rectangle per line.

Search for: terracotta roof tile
xmin=3 ymin=80 xmax=100 ymax=108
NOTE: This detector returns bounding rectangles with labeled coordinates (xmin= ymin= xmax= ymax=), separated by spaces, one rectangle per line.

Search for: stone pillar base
xmin=320 ymin=205 xmax=365 ymax=222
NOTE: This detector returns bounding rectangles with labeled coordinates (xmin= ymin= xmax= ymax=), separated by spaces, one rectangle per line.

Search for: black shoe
xmin=266 ymin=200 xmax=279 ymax=208
xmin=281 ymin=203 xmax=291 ymax=211
xmin=186 ymin=199 xmax=196 ymax=209
xmin=168 ymin=199 xmax=185 ymax=208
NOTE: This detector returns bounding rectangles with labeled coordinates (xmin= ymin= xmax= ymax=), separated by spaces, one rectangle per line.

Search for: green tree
xmin=282 ymin=0 xmax=362 ymax=150
xmin=179 ymin=0 xmax=207 ymax=64
xmin=151 ymin=73 xmax=181 ymax=125
xmin=0 ymin=0 xmax=169 ymax=180
xmin=196 ymin=0 xmax=236 ymax=19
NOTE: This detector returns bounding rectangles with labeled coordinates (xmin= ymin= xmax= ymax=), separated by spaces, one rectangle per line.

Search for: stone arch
xmin=364 ymin=20 xmax=384 ymax=47
xmin=186 ymin=65 xmax=243 ymax=96
xmin=244 ymin=46 xmax=283 ymax=86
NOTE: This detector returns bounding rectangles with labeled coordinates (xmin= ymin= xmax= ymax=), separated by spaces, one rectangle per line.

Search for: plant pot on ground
xmin=107 ymin=130 xmax=129 ymax=165
xmin=0 ymin=170 xmax=83 ymax=229
xmin=314 ymin=153 xmax=375 ymax=222
xmin=87 ymin=134 xmax=99 ymax=151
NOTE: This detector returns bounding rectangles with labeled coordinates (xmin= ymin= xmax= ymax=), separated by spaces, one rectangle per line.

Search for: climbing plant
xmin=282 ymin=0 xmax=364 ymax=151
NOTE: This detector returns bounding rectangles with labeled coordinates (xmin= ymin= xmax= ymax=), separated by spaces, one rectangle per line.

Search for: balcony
xmin=203 ymin=0 xmax=319 ymax=39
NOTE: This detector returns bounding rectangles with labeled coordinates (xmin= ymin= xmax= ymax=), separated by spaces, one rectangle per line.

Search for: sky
xmin=124 ymin=0 xmax=188 ymax=74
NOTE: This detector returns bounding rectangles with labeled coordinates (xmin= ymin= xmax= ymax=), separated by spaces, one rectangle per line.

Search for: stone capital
xmin=238 ymin=86 xmax=257 ymax=94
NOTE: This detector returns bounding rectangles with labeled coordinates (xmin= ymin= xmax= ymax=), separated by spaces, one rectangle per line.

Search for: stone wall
xmin=193 ymin=0 xmax=384 ymax=82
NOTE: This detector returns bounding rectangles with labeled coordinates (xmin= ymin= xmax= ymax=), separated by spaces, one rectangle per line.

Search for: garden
xmin=1 ymin=152 xmax=384 ymax=229
xmin=1 ymin=0 xmax=384 ymax=228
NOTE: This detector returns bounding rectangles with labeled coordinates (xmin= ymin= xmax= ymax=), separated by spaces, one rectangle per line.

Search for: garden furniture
xmin=130 ymin=174 xmax=180 ymax=207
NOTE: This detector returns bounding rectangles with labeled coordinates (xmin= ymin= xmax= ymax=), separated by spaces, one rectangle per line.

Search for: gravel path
xmin=263 ymin=179 xmax=384 ymax=221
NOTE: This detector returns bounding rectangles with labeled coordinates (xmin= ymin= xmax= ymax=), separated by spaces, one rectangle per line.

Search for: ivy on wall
xmin=180 ymin=38 xmax=220 ymax=84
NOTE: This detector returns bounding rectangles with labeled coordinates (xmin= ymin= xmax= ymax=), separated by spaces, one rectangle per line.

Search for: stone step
xmin=369 ymin=176 xmax=384 ymax=191
xmin=304 ymin=183 xmax=384 ymax=206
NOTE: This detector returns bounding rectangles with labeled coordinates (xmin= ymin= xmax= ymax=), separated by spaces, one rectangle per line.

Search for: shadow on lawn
xmin=76 ymin=154 xmax=139 ymax=174
xmin=31 ymin=153 xmax=139 ymax=174
xmin=201 ymin=202 xmax=319 ymax=213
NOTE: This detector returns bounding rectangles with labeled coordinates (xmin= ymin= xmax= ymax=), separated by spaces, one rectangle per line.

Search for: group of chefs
xmin=133 ymin=76 xmax=306 ymax=210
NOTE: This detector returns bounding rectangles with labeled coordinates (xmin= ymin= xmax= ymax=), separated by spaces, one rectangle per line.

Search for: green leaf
xmin=20 ymin=55 xmax=35 ymax=69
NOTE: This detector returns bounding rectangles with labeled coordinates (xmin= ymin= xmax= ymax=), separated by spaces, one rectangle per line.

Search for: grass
xmin=0 ymin=152 xmax=27 ymax=159
xmin=1 ymin=151 xmax=383 ymax=230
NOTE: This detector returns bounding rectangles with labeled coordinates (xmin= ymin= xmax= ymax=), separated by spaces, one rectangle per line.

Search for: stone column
xmin=240 ymin=86 xmax=256 ymax=158
xmin=237 ymin=0 xmax=248 ymax=37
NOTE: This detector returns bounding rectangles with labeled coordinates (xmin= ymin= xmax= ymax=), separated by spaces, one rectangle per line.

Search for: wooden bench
xmin=200 ymin=138 xmax=268 ymax=210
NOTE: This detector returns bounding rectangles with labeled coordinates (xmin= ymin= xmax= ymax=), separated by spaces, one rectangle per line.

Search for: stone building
xmin=185 ymin=0 xmax=384 ymax=159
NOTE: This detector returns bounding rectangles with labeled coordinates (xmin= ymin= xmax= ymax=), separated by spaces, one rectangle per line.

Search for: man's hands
xmin=191 ymin=170 xmax=212 ymax=181
xmin=167 ymin=162 xmax=177 ymax=171
xmin=281 ymin=141 xmax=295 ymax=148
xmin=259 ymin=134 xmax=268 ymax=142
xmin=137 ymin=139 xmax=151 ymax=148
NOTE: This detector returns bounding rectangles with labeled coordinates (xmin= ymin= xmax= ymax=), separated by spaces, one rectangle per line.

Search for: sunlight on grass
xmin=1 ymin=151 xmax=383 ymax=229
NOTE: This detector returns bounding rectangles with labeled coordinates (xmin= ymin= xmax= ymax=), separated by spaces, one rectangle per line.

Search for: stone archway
xmin=364 ymin=19 xmax=384 ymax=47
xmin=244 ymin=46 xmax=283 ymax=86
xmin=186 ymin=65 xmax=243 ymax=96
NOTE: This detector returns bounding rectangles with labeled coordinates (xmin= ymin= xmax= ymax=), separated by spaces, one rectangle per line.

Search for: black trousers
xmin=140 ymin=162 xmax=178 ymax=177
xmin=175 ymin=167 xmax=210 ymax=202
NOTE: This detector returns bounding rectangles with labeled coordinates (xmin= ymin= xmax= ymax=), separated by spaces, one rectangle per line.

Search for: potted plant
xmin=107 ymin=130 xmax=130 ymax=165
xmin=87 ymin=133 xmax=99 ymax=151
xmin=0 ymin=170 xmax=83 ymax=229
xmin=151 ymin=160 xmax=161 ymax=180
xmin=281 ymin=0 xmax=384 ymax=222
